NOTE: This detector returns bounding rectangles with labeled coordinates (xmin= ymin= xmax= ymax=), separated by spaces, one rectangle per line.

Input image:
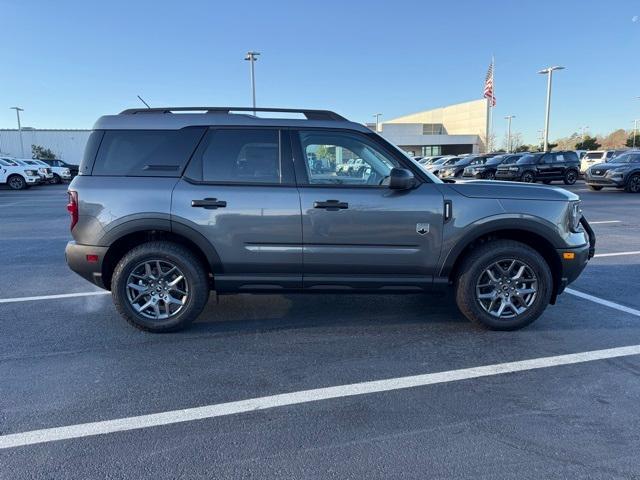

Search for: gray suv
xmin=65 ymin=107 xmax=595 ymax=332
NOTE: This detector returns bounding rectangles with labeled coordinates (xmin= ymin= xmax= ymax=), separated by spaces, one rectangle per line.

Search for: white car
xmin=12 ymin=158 xmax=54 ymax=183
xmin=0 ymin=157 xmax=42 ymax=189
xmin=32 ymin=159 xmax=71 ymax=183
xmin=580 ymin=149 xmax=627 ymax=173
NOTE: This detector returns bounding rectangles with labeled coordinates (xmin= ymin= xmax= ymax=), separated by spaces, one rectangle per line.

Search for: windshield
xmin=610 ymin=153 xmax=639 ymax=164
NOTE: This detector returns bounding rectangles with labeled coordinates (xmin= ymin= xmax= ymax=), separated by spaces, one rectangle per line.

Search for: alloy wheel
xmin=522 ymin=172 xmax=534 ymax=183
xmin=475 ymin=259 xmax=538 ymax=319
xmin=9 ymin=176 xmax=25 ymax=189
xmin=126 ymin=260 xmax=189 ymax=320
xmin=629 ymin=175 xmax=640 ymax=193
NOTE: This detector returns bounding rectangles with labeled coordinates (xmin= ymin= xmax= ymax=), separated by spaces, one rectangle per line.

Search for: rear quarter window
xmin=91 ymin=128 xmax=205 ymax=177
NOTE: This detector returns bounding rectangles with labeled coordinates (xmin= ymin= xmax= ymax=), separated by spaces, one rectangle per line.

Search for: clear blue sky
xmin=2 ymin=0 xmax=639 ymax=144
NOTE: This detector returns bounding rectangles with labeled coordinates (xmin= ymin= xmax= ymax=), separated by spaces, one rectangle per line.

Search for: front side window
xmin=198 ymin=129 xmax=282 ymax=184
xmin=298 ymin=131 xmax=400 ymax=186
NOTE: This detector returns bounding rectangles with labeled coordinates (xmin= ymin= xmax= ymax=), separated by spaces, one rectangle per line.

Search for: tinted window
xmin=93 ymin=128 xmax=204 ymax=177
xmin=195 ymin=129 xmax=283 ymax=184
xmin=298 ymin=130 xmax=400 ymax=186
xmin=517 ymin=154 xmax=540 ymax=164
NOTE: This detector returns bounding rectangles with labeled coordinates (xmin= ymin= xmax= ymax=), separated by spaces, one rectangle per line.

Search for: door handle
xmin=313 ymin=200 xmax=348 ymax=211
xmin=191 ymin=198 xmax=227 ymax=209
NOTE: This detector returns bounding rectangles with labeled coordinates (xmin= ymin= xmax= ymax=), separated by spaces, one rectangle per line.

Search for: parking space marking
xmin=566 ymin=288 xmax=640 ymax=317
xmin=1 ymin=344 xmax=639 ymax=450
xmin=589 ymin=220 xmax=622 ymax=225
xmin=0 ymin=291 xmax=110 ymax=304
xmin=593 ymin=250 xmax=640 ymax=258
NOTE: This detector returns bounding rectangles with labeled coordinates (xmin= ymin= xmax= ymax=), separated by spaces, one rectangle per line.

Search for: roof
xmin=93 ymin=107 xmax=369 ymax=132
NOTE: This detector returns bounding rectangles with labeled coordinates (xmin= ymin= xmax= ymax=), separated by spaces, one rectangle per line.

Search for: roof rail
xmin=118 ymin=107 xmax=348 ymax=121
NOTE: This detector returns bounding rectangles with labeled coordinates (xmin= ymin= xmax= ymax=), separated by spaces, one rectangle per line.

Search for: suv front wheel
xmin=111 ymin=241 xmax=209 ymax=332
xmin=455 ymin=240 xmax=552 ymax=330
xmin=520 ymin=171 xmax=535 ymax=183
xmin=563 ymin=169 xmax=578 ymax=185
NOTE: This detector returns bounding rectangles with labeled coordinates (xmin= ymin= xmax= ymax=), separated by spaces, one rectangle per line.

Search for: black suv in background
xmin=41 ymin=158 xmax=79 ymax=177
xmin=495 ymin=151 xmax=580 ymax=185
xmin=463 ymin=153 xmax=525 ymax=180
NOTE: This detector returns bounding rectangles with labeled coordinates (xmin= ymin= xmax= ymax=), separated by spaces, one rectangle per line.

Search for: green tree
xmin=626 ymin=134 xmax=640 ymax=148
xmin=575 ymin=135 xmax=601 ymax=150
xmin=31 ymin=144 xmax=56 ymax=160
xmin=515 ymin=144 xmax=532 ymax=153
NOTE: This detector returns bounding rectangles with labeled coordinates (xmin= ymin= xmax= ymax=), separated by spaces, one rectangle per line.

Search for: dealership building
xmin=376 ymin=98 xmax=489 ymax=156
xmin=0 ymin=128 xmax=91 ymax=164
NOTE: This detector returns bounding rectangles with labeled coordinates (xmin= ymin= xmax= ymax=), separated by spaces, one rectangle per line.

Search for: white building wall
xmin=0 ymin=129 xmax=91 ymax=165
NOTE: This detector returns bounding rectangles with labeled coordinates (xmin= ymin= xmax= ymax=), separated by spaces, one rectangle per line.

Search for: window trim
xmin=182 ymin=126 xmax=297 ymax=187
xmin=290 ymin=127 xmax=427 ymax=188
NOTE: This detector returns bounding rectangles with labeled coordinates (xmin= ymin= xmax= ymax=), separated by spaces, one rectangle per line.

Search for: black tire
xmin=563 ymin=169 xmax=578 ymax=185
xmin=484 ymin=170 xmax=496 ymax=180
xmin=625 ymin=174 xmax=640 ymax=193
xmin=51 ymin=174 xmax=62 ymax=184
xmin=587 ymin=185 xmax=603 ymax=191
xmin=455 ymin=240 xmax=553 ymax=331
xmin=520 ymin=171 xmax=535 ymax=183
xmin=7 ymin=174 xmax=27 ymax=190
xmin=111 ymin=241 xmax=209 ymax=332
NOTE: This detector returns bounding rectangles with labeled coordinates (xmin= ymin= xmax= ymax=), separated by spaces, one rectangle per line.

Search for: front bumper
xmin=65 ymin=241 xmax=109 ymax=290
xmin=25 ymin=175 xmax=41 ymax=184
xmin=584 ymin=176 xmax=625 ymax=188
xmin=556 ymin=216 xmax=595 ymax=295
xmin=495 ymin=170 xmax=520 ymax=180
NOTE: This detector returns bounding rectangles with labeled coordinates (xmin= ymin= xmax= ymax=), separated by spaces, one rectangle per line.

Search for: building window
xmin=422 ymin=124 xmax=444 ymax=135
xmin=421 ymin=146 xmax=442 ymax=156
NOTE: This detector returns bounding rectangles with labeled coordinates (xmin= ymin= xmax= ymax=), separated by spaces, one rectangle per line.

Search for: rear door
xmin=535 ymin=153 xmax=554 ymax=179
xmin=292 ymin=129 xmax=444 ymax=290
xmin=171 ymin=128 xmax=303 ymax=291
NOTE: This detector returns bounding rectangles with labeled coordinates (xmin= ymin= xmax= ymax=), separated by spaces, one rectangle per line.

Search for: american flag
xmin=483 ymin=61 xmax=496 ymax=107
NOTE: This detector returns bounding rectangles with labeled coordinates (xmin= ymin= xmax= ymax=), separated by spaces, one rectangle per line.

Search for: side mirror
xmin=388 ymin=167 xmax=415 ymax=190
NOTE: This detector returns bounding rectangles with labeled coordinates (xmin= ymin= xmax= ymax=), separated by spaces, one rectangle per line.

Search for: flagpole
xmin=490 ymin=55 xmax=495 ymax=152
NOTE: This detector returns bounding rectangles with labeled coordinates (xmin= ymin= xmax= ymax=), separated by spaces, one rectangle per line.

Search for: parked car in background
xmin=13 ymin=159 xmax=54 ymax=183
xmin=495 ymin=151 xmax=580 ymax=184
xmin=426 ymin=156 xmax=460 ymax=176
xmin=41 ymin=158 xmax=79 ymax=178
xmin=462 ymin=153 xmax=526 ymax=180
xmin=418 ymin=155 xmax=445 ymax=165
xmin=0 ymin=157 xmax=42 ymax=189
xmin=584 ymin=151 xmax=640 ymax=193
xmin=580 ymin=149 xmax=628 ymax=173
xmin=30 ymin=159 xmax=71 ymax=184
xmin=438 ymin=154 xmax=499 ymax=179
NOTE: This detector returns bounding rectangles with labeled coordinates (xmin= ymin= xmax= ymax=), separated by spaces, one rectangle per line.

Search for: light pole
xmin=373 ymin=113 xmax=382 ymax=132
xmin=504 ymin=115 xmax=515 ymax=152
xmin=538 ymin=66 xmax=565 ymax=151
xmin=633 ymin=120 xmax=639 ymax=149
xmin=244 ymin=51 xmax=260 ymax=114
xmin=10 ymin=107 xmax=25 ymax=158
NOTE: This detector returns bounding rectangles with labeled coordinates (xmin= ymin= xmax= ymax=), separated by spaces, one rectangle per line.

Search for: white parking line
xmin=565 ymin=288 xmax=640 ymax=317
xmin=1 ymin=344 xmax=639 ymax=450
xmin=0 ymin=291 xmax=109 ymax=304
xmin=594 ymin=251 xmax=640 ymax=258
xmin=589 ymin=220 xmax=621 ymax=225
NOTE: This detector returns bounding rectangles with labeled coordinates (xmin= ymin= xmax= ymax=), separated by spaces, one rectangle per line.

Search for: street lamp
xmin=373 ymin=113 xmax=382 ymax=132
xmin=504 ymin=115 xmax=515 ymax=152
xmin=244 ymin=51 xmax=260 ymax=114
xmin=538 ymin=66 xmax=565 ymax=151
xmin=9 ymin=107 xmax=25 ymax=158
xmin=633 ymin=120 xmax=639 ymax=149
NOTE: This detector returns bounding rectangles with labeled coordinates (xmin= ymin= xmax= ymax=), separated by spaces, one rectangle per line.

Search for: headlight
xmin=568 ymin=201 xmax=582 ymax=233
xmin=62 ymin=168 xmax=70 ymax=174
xmin=24 ymin=169 xmax=38 ymax=176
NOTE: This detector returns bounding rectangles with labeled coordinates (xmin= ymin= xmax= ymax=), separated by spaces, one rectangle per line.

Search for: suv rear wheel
xmin=455 ymin=240 xmax=552 ymax=330
xmin=111 ymin=241 xmax=209 ymax=332
xmin=563 ymin=169 xmax=578 ymax=185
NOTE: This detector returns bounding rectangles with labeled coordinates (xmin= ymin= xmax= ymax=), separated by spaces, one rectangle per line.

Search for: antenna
xmin=137 ymin=95 xmax=151 ymax=109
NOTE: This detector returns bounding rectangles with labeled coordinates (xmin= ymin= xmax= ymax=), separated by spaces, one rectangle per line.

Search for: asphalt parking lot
xmin=1 ymin=182 xmax=639 ymax=479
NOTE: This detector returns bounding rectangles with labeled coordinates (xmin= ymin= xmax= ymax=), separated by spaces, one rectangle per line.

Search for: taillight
xmin=67 ymin=191 xmax=78 ymax=230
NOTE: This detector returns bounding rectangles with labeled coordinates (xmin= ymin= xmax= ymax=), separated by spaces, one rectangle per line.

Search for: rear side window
xmin=189 ymin=128 xmax=290 ymax=184
xmin=92 ymin=128 xmax=204 ymax=177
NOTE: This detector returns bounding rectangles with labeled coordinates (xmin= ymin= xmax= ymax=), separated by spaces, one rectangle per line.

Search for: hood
xmin=449 ymin=180 xmax=578 ymax=201
xmin=589 ymin=162 xmax=628 ymax=171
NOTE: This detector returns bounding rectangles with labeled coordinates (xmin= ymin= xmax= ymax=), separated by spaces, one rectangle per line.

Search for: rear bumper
xmin=556 ymin=216 xmax=595 ymax=294
xmin=65 ymin=241 xmax=109 ymax=290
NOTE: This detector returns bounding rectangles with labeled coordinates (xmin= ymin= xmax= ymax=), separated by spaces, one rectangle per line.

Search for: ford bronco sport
xmin=65 ymin=107 xmax=595 ymax=332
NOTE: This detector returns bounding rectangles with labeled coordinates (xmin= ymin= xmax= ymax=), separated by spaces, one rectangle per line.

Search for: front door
xmin=171 ymin=128 xmax=302 ymax=291
xmin=292 ymin=129 xmax=444 ymax=290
